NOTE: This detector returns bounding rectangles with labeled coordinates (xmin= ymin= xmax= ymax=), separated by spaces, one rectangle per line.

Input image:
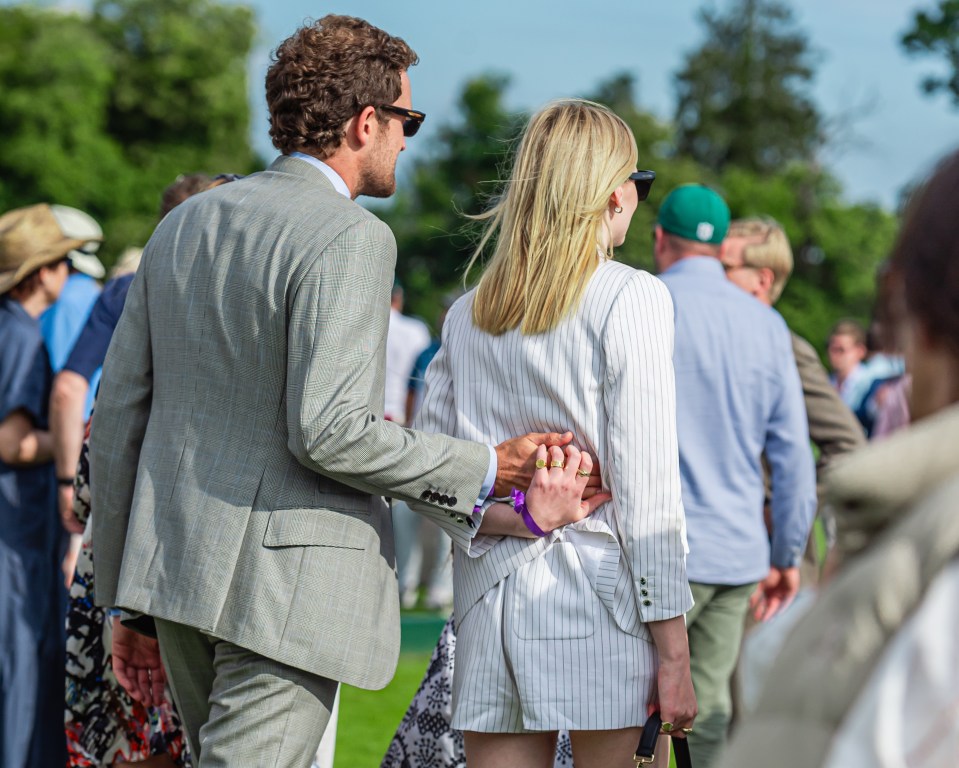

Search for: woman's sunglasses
xmin=378 ymin=105 xmax=427 ymax=137
xmin=629 ymin=170 xmax=656 ymax=202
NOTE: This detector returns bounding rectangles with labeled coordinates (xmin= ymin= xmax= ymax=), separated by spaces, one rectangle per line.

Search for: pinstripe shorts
xmin=451 ymin=539 xmax=657 ymax=732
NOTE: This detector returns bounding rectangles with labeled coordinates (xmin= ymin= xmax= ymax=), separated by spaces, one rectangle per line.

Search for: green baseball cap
xmin=657 ymin=184 xmax=730 ymax=244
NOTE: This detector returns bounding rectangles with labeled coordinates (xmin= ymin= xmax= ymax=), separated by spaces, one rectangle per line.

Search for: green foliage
xmin=718 ymin=164 xmax=896 ymax=345
xmin=0 ymin=0 xmax=257 ymax=267
xmin=0 ymin=0 xmax=895 ymax=346
xmin=901 ymin=0 xmax=959 ymax=106
xmin=386 ymin=70 xmax=895 ymax=350
xmin=674 ymin=0 xmax=823 ymax=174
xmin=0 ymin=8 xmax=125 ymax=215
xmin=379 ymin=74 xmax=525 ymax=325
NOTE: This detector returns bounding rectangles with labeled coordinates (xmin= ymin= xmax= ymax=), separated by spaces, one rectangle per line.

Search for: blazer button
xmin=449 ymin=497 xmax=458 ymax=506
xmin=639 ymin=577 xmax=647 ymax=585
xmin=641 ymin=589 xmax=648 ymax=596
xmin=439 ymin=495 xmax=450 ymax=506
xmin=430 ymin=492 xmax=441 ymax=502
xmin=642 ymin=599 xmax=652 ymax=606
xmin=421 ymin=490 xmax=432 ymax=500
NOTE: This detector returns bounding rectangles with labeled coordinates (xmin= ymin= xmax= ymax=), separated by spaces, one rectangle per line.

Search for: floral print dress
xmin=64 ymin=430 xmax=192 ymax=766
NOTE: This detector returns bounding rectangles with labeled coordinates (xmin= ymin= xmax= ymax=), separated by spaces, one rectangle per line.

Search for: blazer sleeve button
xmin=449 ymin=497 xmax=457 ymax=506
xmin=430 ymin=492 xmax=441 ymax=502
xmin=439 ymin=495 xmax=450 ymax=505
xmin=421 ymin=490 xmax=432 ymax=500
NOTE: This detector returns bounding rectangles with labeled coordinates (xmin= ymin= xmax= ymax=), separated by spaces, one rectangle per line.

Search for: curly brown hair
xmin=266 ymin=15 xmax=418 ymax=159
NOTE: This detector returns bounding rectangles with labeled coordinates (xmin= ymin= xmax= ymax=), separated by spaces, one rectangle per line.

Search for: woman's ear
xmin=609 ymin=184 xmax=626 ymax=212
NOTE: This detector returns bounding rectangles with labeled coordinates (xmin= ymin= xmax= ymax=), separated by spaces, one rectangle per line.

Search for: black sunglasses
xmin=629 ymin=170 xmax=656 ymax=202
xmin=377 ymin=105 xmax=426 ymax=137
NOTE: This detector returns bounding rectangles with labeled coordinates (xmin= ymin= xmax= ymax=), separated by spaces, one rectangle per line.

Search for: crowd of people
xmin=0 ymin=12 xmax=956 ymax=768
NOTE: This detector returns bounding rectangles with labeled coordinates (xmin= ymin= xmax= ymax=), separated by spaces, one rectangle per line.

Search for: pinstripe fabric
xmin=453 ymin=540 xmax=659 ymax=732
xmin=414 ymin=259 xmax=692 ymax=726
xmin=89 ymin=156 xmax=492 ymax=691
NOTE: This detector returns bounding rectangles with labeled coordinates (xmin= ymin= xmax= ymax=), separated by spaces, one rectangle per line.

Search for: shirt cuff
xmin=474 ymin=444 xmax=497 ymax=508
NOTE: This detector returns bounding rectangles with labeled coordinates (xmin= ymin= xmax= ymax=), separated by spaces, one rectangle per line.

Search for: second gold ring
xmin=549 ymin=460 xmax=565 ymax=469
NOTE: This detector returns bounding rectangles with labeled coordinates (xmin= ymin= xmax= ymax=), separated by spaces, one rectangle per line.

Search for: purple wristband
xmin=510 ymin=488 xmax=548 ymax=537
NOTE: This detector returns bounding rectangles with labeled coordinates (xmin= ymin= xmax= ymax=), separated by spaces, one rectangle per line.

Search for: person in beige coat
xmin=716 ymin=150 xmax=959 ymax=767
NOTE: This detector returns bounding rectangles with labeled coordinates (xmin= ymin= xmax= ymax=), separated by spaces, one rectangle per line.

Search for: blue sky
xmin=241 ymin=0 xmax=957 ymax=209
xmin=22 ymin=0 xmax=959 ymax=208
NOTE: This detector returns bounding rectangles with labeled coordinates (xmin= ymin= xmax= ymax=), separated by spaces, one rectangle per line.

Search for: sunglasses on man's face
xmin=378 ymin=105 xmax=426 ymax=137
xmin=629 ymin=170 xmax=656 ymax=202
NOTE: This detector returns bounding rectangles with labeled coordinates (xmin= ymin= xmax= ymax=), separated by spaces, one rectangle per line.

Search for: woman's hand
xmin=646 ymin=616 xmax=697 ymax=737
xmin=524 ymin=444 xmax=611 ymax=531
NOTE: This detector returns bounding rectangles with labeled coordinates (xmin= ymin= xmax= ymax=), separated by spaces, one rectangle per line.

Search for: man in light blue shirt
xmin=39 ymin=205 xmax=105 ymax=420
xmin=655 ymin=185 xmax=816 ymax=768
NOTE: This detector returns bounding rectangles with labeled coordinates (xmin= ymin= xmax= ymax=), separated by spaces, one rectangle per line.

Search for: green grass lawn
xmin=334 ymin=612 xmax=445 ymax=766
xmin=335 ymin=650 xmax=432 ymax=766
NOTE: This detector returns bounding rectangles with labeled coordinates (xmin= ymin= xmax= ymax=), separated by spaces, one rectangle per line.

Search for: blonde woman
xmin=404 ymin=99 xmax=695 ymax=768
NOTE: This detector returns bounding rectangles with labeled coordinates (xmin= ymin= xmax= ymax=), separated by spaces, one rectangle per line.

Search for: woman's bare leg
xmin=569 ymin=728 xmax=671 ymax=768
xmin=464 ymin=731 xmax=557 ymax=768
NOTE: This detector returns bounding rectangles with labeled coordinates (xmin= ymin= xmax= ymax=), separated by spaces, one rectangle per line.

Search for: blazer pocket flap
xmin=263 ymin=506 xmax=371 ymax=550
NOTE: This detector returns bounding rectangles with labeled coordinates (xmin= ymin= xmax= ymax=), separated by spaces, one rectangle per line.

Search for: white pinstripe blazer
xmin=415 ymin=260 xmax=693 ymax=640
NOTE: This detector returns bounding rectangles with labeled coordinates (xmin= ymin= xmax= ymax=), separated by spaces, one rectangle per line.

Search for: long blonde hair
xmin=466 ymin=99 xmax=638 ymax=335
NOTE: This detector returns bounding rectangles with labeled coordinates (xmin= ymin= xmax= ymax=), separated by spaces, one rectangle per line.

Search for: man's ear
xmin=346 ymin=105 xmax=379 ymax=150
xmin=757 ymin=266 xmax=775 ymax=293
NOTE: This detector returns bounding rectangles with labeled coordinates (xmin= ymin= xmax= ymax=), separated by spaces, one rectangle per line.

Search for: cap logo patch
xmin=696 ymin=222 xmax=715 ymax=241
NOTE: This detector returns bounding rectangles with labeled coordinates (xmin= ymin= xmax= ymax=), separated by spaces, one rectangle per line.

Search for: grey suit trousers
xmin=155 ymin=619 xmax=337 ymax=767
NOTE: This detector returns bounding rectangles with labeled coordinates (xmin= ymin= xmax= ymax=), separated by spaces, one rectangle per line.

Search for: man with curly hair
xmin=89 ymin=15 xmax=591 ymax=767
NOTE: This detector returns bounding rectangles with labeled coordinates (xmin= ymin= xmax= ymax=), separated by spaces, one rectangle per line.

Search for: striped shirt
xmin=415 ymin=259 xmax=693 ymax=638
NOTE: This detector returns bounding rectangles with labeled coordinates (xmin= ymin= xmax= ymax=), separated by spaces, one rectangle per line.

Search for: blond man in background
xmin=722 ymin=217 xmax=865 ymax=587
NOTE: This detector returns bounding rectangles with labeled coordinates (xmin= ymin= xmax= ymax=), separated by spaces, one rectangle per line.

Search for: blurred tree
xmin=382 ymin=69 xmax=894 ymax=347
xmin=379 ymin=73 xmax=525 ymax=324
xmin=0 ymin=0 xmax=257 ymax=265
xmin=587 ymin=72 xmax=706 ymax=273
xmin=901 ymin=0 xmax=959 ymax=106
xmin=673 ymin=0 xmax=824 ymax=174
xmin=719 ymin=164 xmax=896 ymax=346
xmin=0 ymin=7 xmax=125 ymax=218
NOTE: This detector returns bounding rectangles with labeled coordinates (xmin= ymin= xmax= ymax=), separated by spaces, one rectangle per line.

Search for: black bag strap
xmin=633 ymin=710 xmax=693 ymax=768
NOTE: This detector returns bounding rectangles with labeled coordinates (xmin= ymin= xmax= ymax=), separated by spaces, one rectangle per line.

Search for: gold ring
xmin=661 ymin=721 xmax=674 ymax=733
xmin=576 ymin=469 xmax=590 ymax=477
xmin=681 ymin=728 xmax=693 ymax=735
xmin=549 ymin=460 xmax=565 ymax=469
xmin=535 ymin=459 xmax=547 ymax=469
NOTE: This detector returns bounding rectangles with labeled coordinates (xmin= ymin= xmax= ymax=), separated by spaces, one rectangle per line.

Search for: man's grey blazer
xmin=89 ymin=156 xmax=490 ymax=690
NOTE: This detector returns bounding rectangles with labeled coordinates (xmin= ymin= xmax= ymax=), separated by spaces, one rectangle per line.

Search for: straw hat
xmin=0 ymin=204 xmax=93 ymax=294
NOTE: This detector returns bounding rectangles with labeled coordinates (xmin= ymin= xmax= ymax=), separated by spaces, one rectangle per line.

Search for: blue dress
xmin=0 ymin=295 xmax=67 ymax=768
